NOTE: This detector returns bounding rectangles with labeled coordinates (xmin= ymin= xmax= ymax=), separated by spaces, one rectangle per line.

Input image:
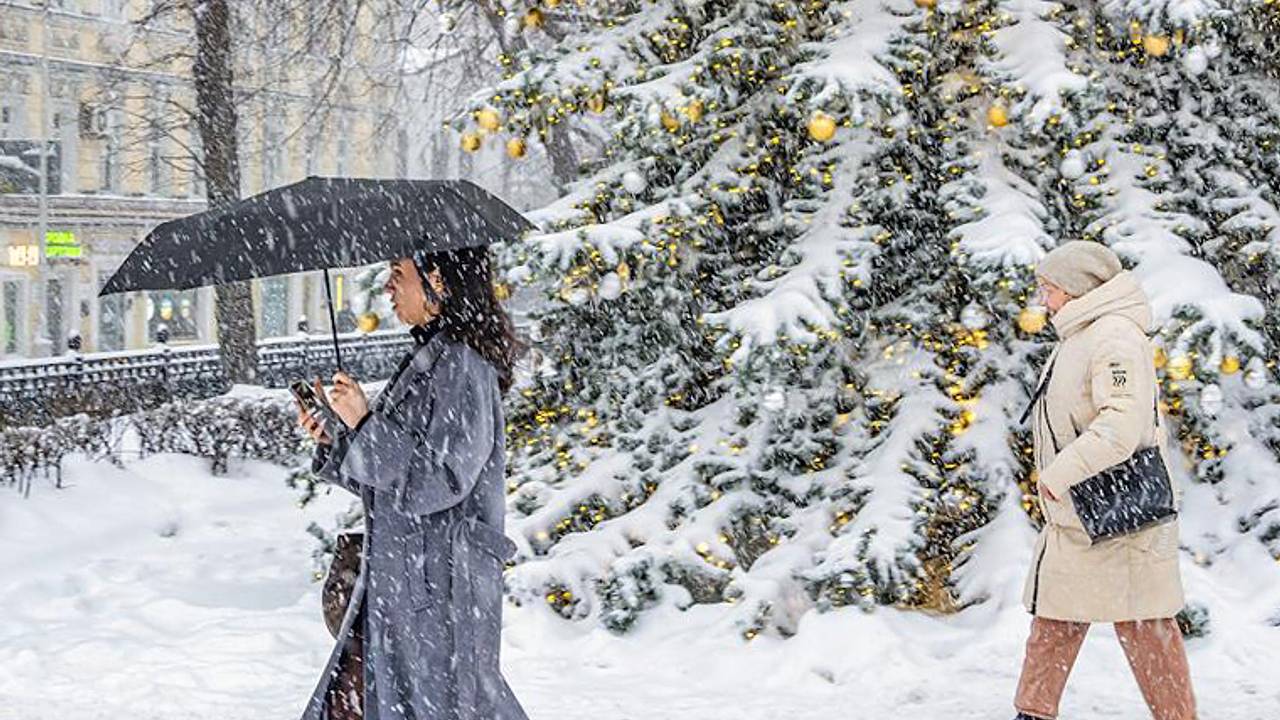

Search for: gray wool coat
xmin=299 ymin=331 xmax=528 ymax=720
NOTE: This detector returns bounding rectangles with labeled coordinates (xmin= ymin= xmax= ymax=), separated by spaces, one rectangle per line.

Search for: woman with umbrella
xmin=298 ymin=245 xmax=528 ymax=720
xmin=98 ymin=177 xmax=535 ymax=720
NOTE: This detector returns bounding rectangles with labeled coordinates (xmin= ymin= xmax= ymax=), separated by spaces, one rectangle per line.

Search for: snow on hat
xmin=1035 ymin=240 xmax=1123 ymax=297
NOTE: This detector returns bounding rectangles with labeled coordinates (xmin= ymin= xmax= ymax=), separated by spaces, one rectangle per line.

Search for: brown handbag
xmin=322 ymin=530 xmax=364 ymax=638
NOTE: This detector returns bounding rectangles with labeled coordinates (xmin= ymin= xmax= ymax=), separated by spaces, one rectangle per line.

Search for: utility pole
xmin=32 ymin=1 xmax=52 ymax=357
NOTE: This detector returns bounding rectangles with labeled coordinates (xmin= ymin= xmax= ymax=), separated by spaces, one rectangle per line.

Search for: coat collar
xmin=409 ymin=318 xmax=442 ymax=347
xmin=1049 ymin=270 xmax=1153 ymax=340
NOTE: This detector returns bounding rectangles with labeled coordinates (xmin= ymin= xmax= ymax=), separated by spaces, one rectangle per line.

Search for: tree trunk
xmin=475 ymin=2 xmax=578 ymax=189
xmin=193 ymin=0 xmax=256 ymax=385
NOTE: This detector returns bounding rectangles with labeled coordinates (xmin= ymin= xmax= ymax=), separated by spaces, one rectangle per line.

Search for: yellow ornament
xmin=661 ymin=111 xmax=680 ymax=132
xmin=1154 ymin=346 xmax=1168 ymax=369
xmin=987 ymin=104 xmax=1010 ymax=128
xmin=546 ymin=0 xmax=561 ymax=6
xmin=357 ymin=312 xmax=380 ymax=333
xmin=1167 ymin=354 xmax=1193 ymax=380
xmin=1143 ymin=35 xmax=1170 ymax=57
xmin=914 ymin=0 xmax=936 ymax=7
xmin=684 ymin=99 xmax=704 ymax=122
xmin=1128 ymin=21 xmax=1144 ymax=45
xmin=1173 ymin=28 xmax=1185 ymax=46
xmin=523 ymin=8 xmax=545 ymax=29
xmin=494 ymin=282 xmax=512 ymax=301
xmin=506 ymin=137 xmax=527 ymax=159
xmin=476 ymin=108 xmax=501 ymax=132
xmin=586 ymin=93 xmax=607 ymax=114
xmin=1018 ymin=307 xmax=1047 ymax=334
xmin=807 ymin=111 xmax=837 ymax=142
xmin=461 ymin=132 xmax=482 ymax=152
xmin=616 ymin=261 xmax=631 ymax=281
xmin=1220 ymin=356 xmax=1241 ymax=375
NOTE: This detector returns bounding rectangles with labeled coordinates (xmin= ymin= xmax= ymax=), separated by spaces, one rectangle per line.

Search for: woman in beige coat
xmin=1012 ymin=241 xmax=1196 ymax=720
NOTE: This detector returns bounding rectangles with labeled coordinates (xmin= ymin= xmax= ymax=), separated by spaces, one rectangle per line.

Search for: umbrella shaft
xmin=323 ymin=267 xmax=344 ymax=373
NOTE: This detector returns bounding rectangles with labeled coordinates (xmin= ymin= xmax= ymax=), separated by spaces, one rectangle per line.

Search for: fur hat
xmin=1035 ymin=241 xmax=1123 ymax=297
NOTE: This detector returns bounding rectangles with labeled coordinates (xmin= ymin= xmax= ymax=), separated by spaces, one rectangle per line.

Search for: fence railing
xmin=0 ymin=329 xmax=414 ymax=429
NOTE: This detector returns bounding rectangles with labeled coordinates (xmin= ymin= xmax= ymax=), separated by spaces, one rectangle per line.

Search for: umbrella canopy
xmin=97 ymin=176 xmax=535 ymax=375
xmin=99 ymin=176 xmax=535 ymax=295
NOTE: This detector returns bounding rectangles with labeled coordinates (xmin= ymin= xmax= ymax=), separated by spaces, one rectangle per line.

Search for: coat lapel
xmin=371 ymin=332 xmax=449 ymax=414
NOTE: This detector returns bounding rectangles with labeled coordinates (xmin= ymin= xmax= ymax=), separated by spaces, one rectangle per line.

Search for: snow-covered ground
xmin=2 ymin=454 xmax=1277 ymax=719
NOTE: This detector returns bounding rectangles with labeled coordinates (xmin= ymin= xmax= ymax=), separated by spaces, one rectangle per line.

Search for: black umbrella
xmin=99 ymin=176 xmax=535 ymax=371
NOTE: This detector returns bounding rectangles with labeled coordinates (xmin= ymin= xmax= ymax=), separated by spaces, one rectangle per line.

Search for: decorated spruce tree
xmin=440 ymin=0 xmax=1280 ymax=639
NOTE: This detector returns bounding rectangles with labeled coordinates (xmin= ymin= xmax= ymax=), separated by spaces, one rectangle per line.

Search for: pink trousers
xmin=1014 ymin=616 xmax=1196 ymax=720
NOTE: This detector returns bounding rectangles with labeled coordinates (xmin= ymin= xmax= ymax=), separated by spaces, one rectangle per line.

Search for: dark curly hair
xmin=412 ymin=246 xmax=523 ymax=395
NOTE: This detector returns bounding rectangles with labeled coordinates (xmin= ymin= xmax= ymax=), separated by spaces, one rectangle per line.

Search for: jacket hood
xmin=1050 ymin=270 xmax=1153 ymax=339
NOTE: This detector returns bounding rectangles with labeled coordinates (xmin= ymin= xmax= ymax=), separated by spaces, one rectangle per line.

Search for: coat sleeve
xmin=1040 ymin=333 xmax=1149 ymax=500
xmin=337 ymin=346 xmax=497 ymax=515
xmin=310 ymin=422 xmax=364 ymax=495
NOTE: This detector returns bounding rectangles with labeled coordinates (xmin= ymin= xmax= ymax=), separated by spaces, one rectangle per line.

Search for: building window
xmin=101 ymin=108 xmax=121 ymax=194
xmin=259 ymin=276 xmax=289 ymax=338
xmin=304 ymin=124 xmax=320 ymax=177
xmin=396 ymin=125 xmax=409 ymax=178
xmin=46 ymin=276 xmax=65 ymax=355
xmin=97 ymin=270 xmax=124 ymax=351
xmin=262 ymin=109 xmax=282 ymax=190
xmin=336 ymin=115 xmax=350 ymax=176
xmin=147 ymin=289 xmax=199 ymax=342
xmin=1 ymin=278 xmax=22 ymax=355
xmin=148 ymin=87 xmax=170 ymax=196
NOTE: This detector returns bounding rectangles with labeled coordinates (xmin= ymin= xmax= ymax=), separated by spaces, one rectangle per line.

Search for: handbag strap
xmin=1019 ymin=351 xmax=1057 ymax=426
xmin=1020 ymin=346 xmax=1161 ymax=451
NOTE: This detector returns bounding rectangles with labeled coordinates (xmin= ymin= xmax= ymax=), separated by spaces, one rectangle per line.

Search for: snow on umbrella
xmin=98 ymin=176 xmax=535 ymax=368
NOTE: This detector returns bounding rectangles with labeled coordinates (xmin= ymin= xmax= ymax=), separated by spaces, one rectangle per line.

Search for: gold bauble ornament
xmin=807 ymin=111 xmax=837 ymax=142
xmin=661 ymin=111 xmax=680 ymax=131
xmin=461 ymin=132 xmax=482 ymax=152
xmin=587 ymin=93 xmax=607 ymax=114
xmin=1153 ymin=346 xmax=1168 ymax=369
xmin=684 ymin=99 xmax=704 ymax=122
xmin=1018 ymin=307 xmax=1047 ymax=334
xmin=616 ymin=261 xmax=631 ymax=281
xmin=357 ymin=312 xmax=380 ymax=333
xmin=914 ymin=0 xmax=936 ymax=7
xmin=1167 ymin=354 xmax=1193 ymax=380
xmin=1143 ymin=35 xmax=1171 ymax=57
xmin=476 ymin=108 xmax=501 ymax=132
xmin=546 ymin=0 xmax=561 ymax=7
xmin=523 ymin=8 xmax=545 ymax=29
xmin=1220 ymin=355 xmax=1241 ymax=375
xmin=494 ymin=282 xmax=512 ymax=301
xmin=987 ymin=104 xmax=1010 ymax=128
xmin=506 ymin=137 xmax=527 ymax=159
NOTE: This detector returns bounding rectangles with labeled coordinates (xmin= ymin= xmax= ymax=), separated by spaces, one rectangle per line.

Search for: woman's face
xmin=384 ymin=257 xmax=445 ymax=326
xmin=1035 ymin=277 xmax=1073 ymax=315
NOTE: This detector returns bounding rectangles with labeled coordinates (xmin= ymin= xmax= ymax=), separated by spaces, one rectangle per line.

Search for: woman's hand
xmin=1039 ymin=481 xmax=1059 ymax=502
xmin=328 ymin=371 xmax=370 ymax=429
xmin=297 ymin=378 xmax=333 ymax=445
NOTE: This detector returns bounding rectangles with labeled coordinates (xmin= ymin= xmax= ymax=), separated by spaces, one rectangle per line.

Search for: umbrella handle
xmin=323 ymin=267 xmax=344 ymax=374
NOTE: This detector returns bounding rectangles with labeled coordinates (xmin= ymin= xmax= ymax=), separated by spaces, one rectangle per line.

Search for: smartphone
xmin=290 ymin=379 xmax=334 ymax=424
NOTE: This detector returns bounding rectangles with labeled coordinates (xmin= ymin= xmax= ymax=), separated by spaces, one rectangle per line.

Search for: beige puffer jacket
xmin=1021 ymin=271 xmax=1186 ymax=622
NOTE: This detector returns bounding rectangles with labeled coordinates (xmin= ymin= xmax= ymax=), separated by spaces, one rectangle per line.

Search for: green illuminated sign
xmin=45 ymin=230 xmax=82 ymax=258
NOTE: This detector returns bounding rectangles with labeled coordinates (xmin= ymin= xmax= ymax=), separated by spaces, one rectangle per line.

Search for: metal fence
xmin=0 ymin=329 xmax=414 ymax=429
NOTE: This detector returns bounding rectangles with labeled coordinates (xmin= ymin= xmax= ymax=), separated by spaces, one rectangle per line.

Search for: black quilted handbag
xmin=1022 ymin=353 xmax=1177 ymax=544
xmin=1068 ymin=445 xmax=1176 ymax=544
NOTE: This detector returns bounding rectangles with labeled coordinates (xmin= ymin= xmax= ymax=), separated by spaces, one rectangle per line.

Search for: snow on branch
xmin=990 ymin=0 xmax=1088 ymax=126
